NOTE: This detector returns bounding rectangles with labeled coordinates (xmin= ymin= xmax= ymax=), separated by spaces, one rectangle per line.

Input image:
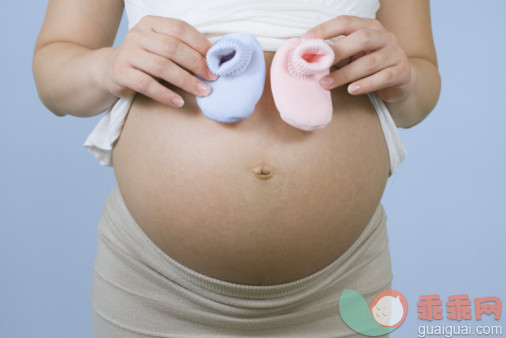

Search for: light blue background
xmin=1 ymin=1 xmax=504 ymax=337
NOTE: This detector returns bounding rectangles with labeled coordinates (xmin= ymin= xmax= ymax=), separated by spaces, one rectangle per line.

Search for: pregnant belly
xmin=111 ymin=53 xmax=390 ymax=285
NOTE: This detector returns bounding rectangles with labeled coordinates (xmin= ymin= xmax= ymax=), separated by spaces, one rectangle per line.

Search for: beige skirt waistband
xmin=91 ymin=184 xmax=393 ymax=337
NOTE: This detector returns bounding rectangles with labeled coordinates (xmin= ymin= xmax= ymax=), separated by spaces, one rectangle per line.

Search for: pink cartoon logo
xmin=369 ymin=289 xmax=408 ymax=328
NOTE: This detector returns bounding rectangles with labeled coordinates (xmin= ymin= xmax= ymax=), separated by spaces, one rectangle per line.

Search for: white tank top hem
xmin=83 ymin=0 xmax=407 ymax=177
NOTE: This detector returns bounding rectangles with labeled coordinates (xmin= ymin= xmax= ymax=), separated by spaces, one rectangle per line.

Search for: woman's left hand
xmin=302 ymin=15 xmax=415 ymax=102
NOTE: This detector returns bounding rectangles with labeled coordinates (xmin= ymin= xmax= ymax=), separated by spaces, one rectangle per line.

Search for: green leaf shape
xmin=339 ymin=289 xmax=396 ymax=336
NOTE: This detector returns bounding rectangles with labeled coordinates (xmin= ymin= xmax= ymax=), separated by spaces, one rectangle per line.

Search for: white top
xmin=84 ymin=0 xmax=407 ymax=176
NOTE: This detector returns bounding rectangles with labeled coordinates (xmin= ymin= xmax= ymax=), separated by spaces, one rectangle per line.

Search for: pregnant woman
xmin=33 ymin=0 xmax=440 ymax=336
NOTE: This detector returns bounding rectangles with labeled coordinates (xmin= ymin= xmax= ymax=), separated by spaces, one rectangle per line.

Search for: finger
xmin=123 ymin=68 xmax=184 ymax=107
xmin=333 ymin=56 xmax=352 ymax=69
xmin=330 ymin=28 xmax=389 ymax=65
xmin=302 ymin=15 xmax=383 ymax=41
xmin=140 ymin=31 xmax=217 ymax=81
xmin=319 ymin=48 xmax=399 ymax=90
xmin=130 ymin=49 xmax=212 ymax=97
xmin=347 ymin=65 xmax=403 ymax=96
xmin=350 ymin=51 xmax=367 ymax=63
xmin=348 ymin=67 xmax=399 ymax=95
xmin=148 ymin=16 xmax=213 ymax=57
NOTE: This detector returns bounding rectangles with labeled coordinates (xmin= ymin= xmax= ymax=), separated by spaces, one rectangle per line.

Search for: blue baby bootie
xmin=196 ymin=33 xmax=265 ymax=123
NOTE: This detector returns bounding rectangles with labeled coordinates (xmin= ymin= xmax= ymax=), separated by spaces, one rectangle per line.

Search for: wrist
xmin=383 ymin=58 xmax=433 ymax=129
xmin=406 ymin=58 xmax=418 ymax=99
xmin=91 ymin=46 xmax=120 ymax=111
xmin=91 ymin=47 xmax=112 ymax=91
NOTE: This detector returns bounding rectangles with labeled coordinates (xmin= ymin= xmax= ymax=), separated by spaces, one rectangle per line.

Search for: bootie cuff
xmin=207 ymin=37 xmax=253 ymax=77
xmin=287 ymin=39 xmax=335 ymax=79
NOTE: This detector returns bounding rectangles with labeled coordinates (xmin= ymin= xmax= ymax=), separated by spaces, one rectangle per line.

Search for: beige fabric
xmin=91 ymin=184 xmax=393 ymax=337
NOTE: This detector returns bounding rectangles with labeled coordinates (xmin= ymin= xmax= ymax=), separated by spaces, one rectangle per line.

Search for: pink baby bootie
xmin=271 ymin=38 xmax=335 ymax=131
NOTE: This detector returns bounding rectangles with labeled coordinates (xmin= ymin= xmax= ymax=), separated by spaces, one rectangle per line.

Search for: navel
xmin=253 ymin=162 xmax=274 ymax=180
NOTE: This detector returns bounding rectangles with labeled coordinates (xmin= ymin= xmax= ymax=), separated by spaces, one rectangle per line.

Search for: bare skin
xmin=112 ymin=51 xmax=390 ymax=285
xmin=33 ymin=0 xmax=440 ymax=285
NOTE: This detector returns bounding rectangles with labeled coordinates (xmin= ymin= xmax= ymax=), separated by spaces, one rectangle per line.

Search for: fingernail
xmin=348 ymin=84 xmax=360 ymax=94
xmin=207 ymin=70 xmax=218 ymax=81
xmin=197 ymin=82 xmax=211 ymax=96
xmin=172 ymin=97 xmax=184 ymax=107
xmin=301 ymin=31 xmax=314 ymax=41
xmin=320 ymin=77 xmax=334 ymax=89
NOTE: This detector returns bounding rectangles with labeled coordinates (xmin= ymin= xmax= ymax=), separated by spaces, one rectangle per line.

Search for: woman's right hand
xmin=99 ymin=15 xmax=218 ymax=108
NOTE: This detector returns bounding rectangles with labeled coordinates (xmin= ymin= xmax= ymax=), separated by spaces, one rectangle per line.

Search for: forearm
xmin=383 ymin=57 xmax=441 ymax=129
xmin=32 ymin=42 xmax=118 ymax=118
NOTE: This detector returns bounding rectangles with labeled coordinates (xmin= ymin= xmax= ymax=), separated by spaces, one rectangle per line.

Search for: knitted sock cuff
xmin=287 ymin=39 xmax=335 ymax=79
xmin=207 ymin=37 xmax=253 ymax=77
